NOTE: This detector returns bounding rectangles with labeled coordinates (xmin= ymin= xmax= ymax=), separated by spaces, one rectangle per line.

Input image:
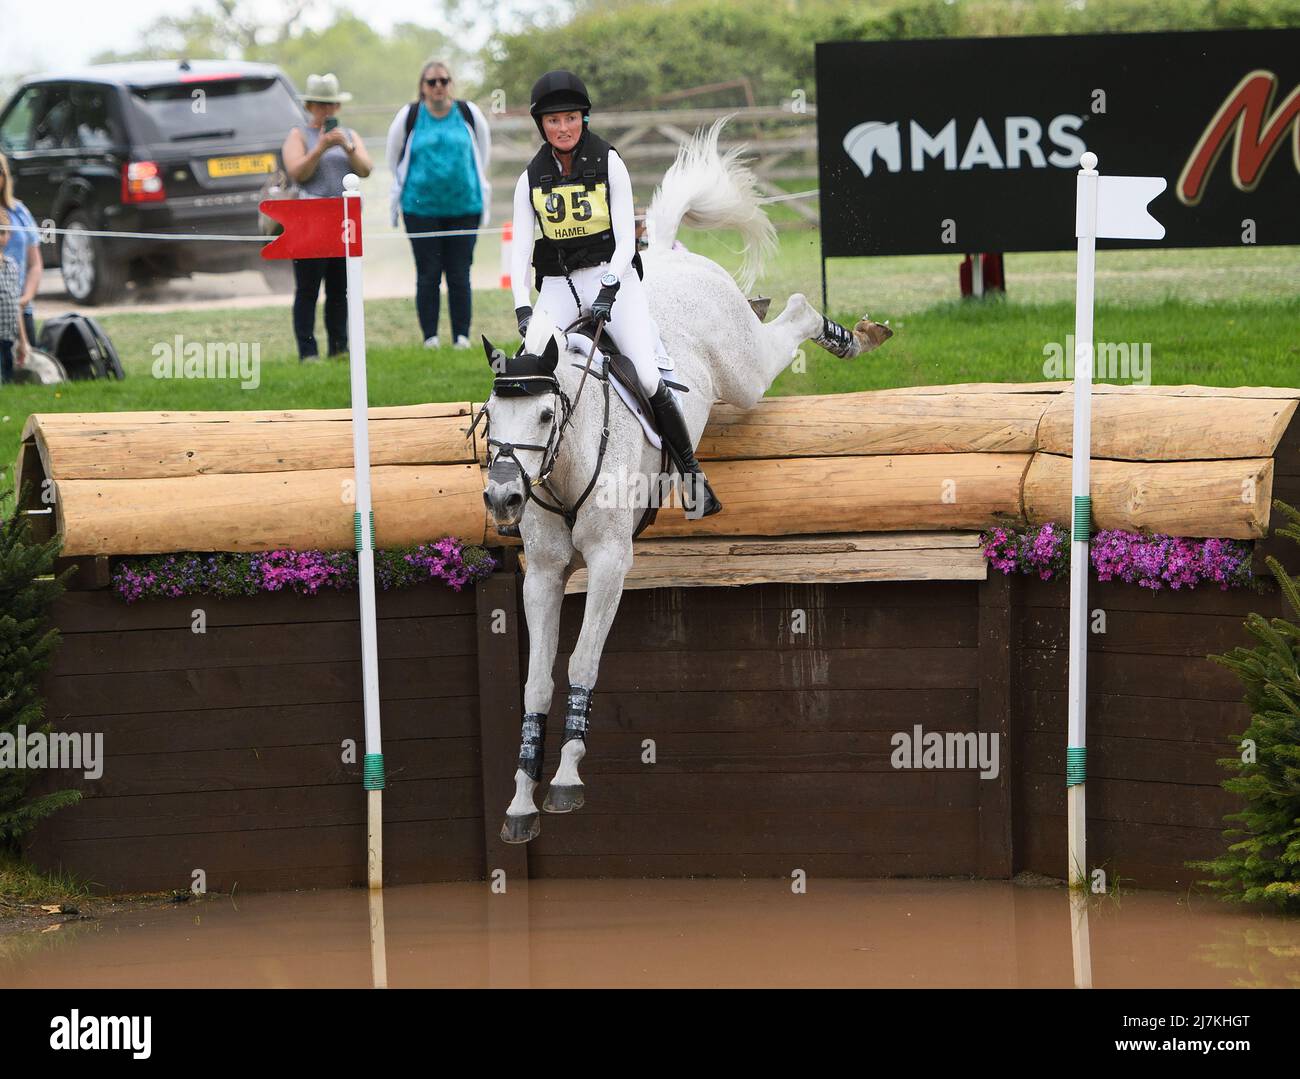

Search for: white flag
xmin=1077 ymin=175 xmax=1167 ymax=240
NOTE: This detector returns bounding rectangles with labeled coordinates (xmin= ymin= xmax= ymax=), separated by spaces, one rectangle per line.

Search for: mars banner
xmin=815 ymin=29 xmax=1300 ymax=256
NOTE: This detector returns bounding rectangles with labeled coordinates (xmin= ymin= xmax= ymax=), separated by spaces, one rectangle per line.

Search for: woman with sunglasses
xmin=387 ymin=61 xmax=491 ymax=351
xmin=511 ymin=70 xmax=720 ymax=518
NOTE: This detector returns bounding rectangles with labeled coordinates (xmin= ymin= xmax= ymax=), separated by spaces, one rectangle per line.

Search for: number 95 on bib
xmin=532 ymin=183 xmax=612 ymax=240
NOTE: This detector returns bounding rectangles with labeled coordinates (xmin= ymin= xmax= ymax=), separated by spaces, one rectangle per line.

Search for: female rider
xmin=510 ymin=70 xmax=721 ymax=519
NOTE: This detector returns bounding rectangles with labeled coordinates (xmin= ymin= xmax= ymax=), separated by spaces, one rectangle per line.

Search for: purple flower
xmin=113 ymin=536 xmax=496 ymax=603
xmin=981 ymin=524 xmax=1252 ymax=592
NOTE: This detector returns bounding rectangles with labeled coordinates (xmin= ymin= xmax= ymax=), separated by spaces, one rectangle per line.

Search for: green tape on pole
xmin=1072 ymin=495 xmax=1091 ymax=541
xmin=363 ymin=753 xmax=385 ymax=791
xmin=353 ymin=510 xmax=375 ymax=550
xmin=1066 ymin=746 xmax=1087 ymax=787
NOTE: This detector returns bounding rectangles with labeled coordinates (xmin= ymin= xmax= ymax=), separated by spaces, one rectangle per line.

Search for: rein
xmin=470 ymin=315 xmax=611 ymax=529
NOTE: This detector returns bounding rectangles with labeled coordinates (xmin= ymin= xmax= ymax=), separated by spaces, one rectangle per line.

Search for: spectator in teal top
xmin=386 ymin=61 xmax=491 ymax=351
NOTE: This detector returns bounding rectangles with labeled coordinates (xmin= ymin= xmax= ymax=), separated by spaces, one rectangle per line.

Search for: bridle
xmin=468 ymin=315 xmax=612 ymax=530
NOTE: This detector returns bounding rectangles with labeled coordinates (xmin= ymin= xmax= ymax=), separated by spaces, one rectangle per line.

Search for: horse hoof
xmin=543 ymin=785 xmax=585 ymax=813
xmin=500 ymin=812 xmax=540 ymax=843
xmin=853 ymin=318 xmax=893 ymax=353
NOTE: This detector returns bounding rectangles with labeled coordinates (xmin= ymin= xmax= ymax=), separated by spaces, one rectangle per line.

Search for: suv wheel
xmin=60 ymin=211 xmax=127 ymax=305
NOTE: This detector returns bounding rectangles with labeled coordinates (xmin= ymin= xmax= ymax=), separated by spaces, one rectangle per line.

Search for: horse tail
xmin=645 ymin=116 xmax=776 ymax=295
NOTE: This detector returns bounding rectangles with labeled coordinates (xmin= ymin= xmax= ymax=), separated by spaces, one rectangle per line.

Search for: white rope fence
xmin=0 ymin=189 xmax=818 ymax=244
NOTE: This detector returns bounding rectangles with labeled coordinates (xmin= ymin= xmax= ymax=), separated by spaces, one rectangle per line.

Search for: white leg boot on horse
xmin=480 ymin=116 xmax=893 ymax=844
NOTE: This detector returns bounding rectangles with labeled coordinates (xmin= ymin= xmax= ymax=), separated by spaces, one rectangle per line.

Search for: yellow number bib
xmin=531 ymin=182 xmax=612 ymax=241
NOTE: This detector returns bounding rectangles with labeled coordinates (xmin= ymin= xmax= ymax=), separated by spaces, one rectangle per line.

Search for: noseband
xmin=469 ymin=316 xmax=613 ymax=529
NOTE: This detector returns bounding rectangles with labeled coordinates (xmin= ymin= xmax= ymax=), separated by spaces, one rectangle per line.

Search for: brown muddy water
xmin=1 ymin=879 xmax=1297 ymax=989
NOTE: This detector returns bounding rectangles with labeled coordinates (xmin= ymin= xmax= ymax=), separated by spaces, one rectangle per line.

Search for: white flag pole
xmin=1067 ymin=150 xmax=1100 ymax=889
xmin=342 ymin=173 xmax=385 ymax=889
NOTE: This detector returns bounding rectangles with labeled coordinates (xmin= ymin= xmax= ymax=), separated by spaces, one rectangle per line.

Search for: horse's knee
xmin=580 ymin=541 xmax=633 ymax=584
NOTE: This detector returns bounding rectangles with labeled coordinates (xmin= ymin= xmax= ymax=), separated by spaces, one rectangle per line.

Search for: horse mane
xmin=644 ymin=116 xmax=776 ymax=295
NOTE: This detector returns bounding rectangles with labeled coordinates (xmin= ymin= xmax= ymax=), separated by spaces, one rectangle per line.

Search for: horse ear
xmin=540 ymin=333 xmax=559 ymax=373
xmin=482 ymin=335 xmax=506 ymax=374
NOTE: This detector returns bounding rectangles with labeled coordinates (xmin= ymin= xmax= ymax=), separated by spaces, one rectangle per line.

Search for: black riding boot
xmin=648 ymin=379 xmax=722 ymax=518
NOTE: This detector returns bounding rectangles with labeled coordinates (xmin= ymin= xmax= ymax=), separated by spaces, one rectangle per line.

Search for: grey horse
xmin=477 ymin=119 xmax=891 ymax=842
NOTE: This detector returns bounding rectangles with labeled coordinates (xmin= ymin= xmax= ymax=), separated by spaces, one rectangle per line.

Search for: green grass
xmin=770 ymin=295 xmax=1300 ymax=396
xmin=3 ymin=232 xmax=1298 ymax=515
xmin=0 ymin=851 xmax=91 ymax=905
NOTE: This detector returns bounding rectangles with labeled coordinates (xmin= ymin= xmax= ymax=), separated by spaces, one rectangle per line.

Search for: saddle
xmin=566 ymin=328 xmax=686 ymax=539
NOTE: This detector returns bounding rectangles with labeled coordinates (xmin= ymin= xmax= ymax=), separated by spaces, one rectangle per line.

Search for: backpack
xmin=401 ymin=100 xmax=477 ymax=161
xmin=38 ymin=313 xmax=126 ymax=380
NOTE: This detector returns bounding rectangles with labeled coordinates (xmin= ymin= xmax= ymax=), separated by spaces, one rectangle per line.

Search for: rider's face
xmin=543 ymin=111 xmax=583 ymax=152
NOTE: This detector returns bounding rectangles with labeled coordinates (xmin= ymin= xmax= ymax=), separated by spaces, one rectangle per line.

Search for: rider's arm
xmin=511 ymin=171 xmax=534 ymax=310
xmin=605 ymin=149 xmax=636 ymax=284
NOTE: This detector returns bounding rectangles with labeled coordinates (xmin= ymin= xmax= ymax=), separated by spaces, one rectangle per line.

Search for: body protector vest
xmin=526 ymin=129 xmax=641 ymax=289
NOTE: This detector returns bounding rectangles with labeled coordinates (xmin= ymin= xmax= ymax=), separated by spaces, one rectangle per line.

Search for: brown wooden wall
xmin=25 ymin=584 xmax=488 ymax=893
xmin=1013 ymin=578 xmax=1272 ymax=890
xmin=522 ymin=580 xmax=990 ymax=880
xmin=24 ymin=560 xmax=1278 ymax=895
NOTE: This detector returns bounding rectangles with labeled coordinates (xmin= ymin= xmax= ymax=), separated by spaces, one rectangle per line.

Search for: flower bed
xmin=111 ymin=538 xmax=496 ymax=603
xmin=980 ymin=524 xmax=1253 ymax=591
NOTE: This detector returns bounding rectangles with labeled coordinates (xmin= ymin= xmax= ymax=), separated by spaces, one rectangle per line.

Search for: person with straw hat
xmin=281 ymin=73 xmax=373 ymax=361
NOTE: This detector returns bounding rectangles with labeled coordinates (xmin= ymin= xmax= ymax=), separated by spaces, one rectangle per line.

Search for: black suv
xmin=0 ymin=59 xmax=305 ymax=303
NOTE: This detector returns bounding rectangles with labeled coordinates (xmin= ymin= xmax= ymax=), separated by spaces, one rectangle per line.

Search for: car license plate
xmin=207 ymin=153 xmax=276 ymax=178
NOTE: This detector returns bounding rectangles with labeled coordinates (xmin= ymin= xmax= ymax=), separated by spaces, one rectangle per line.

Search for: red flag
xmin=260 ymin=197 xmax=363 ymax=259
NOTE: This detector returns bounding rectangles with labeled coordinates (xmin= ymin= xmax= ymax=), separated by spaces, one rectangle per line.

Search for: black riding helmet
xmin=529 ymin=70 xmax=591 ymax=137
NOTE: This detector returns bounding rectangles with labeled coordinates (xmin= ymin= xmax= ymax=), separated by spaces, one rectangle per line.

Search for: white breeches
xmin=536 ymin=265 xmax=666 ymax=398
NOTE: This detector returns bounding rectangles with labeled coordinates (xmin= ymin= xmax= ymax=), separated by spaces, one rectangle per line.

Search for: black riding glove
xmin=590 ymin=284 xmax=619 ymax=322
xmin=515 ymin=305 xmax=533 ymax=337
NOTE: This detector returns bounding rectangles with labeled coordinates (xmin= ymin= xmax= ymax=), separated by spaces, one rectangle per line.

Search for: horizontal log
xmin=1087 ymin=384 xmax=1300 ymax=399
xmin=866 ymin=382 xmax=1071 ymax=395
xmin=36 ymin=416 xmax=478 ymax=480
xmin=634 ymin=531 xmax=983 ymax=554
xmin=488 ymin=462 xmax=1024 ymax=544
xmin=562 ymin=547 xmax=987 ymax=591
xmin=1023 ymin=452 xmax=1273 ymax=538
xmin=529 ymin=532 xmax=989 ymax=590
xmin=55 ymin=464 xmax=485 ymax=555
xmin=867 ymin=382 xmax=1300 ymax=398
xmin=20 ymin=382 xmax=1300 ymax=560
xmin=697 ymin=392 xmax=1051 ymax=458
xmin=641 ymin=453 xmax=1030 ymax=537
xmin=1038 ymin=394 xmax=1295 ymax=461
xmin=21 ymin=401 xmax=470 ymax=440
